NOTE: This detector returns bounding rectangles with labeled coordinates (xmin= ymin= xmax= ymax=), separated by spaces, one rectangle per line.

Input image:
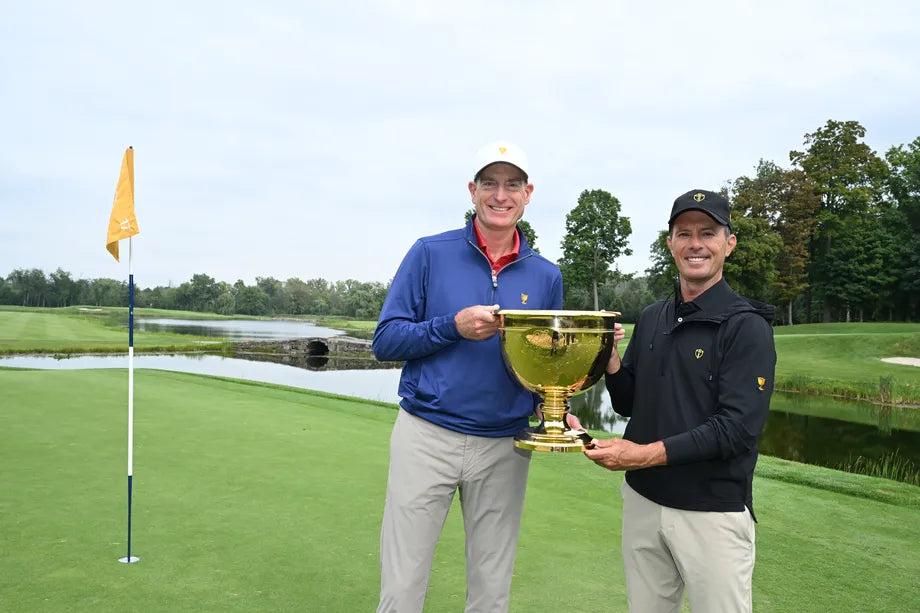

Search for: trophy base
xmin=514 ymin=428 xmax=595 ymax=453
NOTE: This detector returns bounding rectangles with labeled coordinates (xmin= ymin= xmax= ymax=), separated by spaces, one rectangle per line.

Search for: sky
xmin=2 ymin=1 xmax=919 ymax=289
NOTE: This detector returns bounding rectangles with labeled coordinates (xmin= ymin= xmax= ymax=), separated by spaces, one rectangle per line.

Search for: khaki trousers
xmin=377 ymin=409 xmax=531 ymax=613
xmin=621 ymin=481 xmax=756 ymax=613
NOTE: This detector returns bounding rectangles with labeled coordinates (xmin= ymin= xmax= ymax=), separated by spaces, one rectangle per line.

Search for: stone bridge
xmin=232 ymin=336 xmax=374 ymax=357
xmin=231 ymin=336 xmax=402 ymax=372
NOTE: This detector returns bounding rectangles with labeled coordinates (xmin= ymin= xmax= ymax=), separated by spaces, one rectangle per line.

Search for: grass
xmin=313 ymin=317 xmax=378 ymax=332
xmin=0 ymin=306 xmax=224 ymax=355
xmin=839 ymin=450 xmax=920 ymax=487
xmin=772 ymin=323 xmax=920 ymax=403
xmin=1 ymin=368 xmax=919 ymax=612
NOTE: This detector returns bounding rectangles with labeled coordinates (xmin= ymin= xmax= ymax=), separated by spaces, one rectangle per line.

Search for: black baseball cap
xmin=668 ymin=189 xmax=732 ymax=231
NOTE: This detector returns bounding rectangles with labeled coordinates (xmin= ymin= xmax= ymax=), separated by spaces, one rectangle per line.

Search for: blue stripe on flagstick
xmin=127 ymin=474 xmax=133 ymax=560
xmin=128 ymin=274 xmax=134 ymax=347
xmin=127 ymin=272 xmax=134 ymax=562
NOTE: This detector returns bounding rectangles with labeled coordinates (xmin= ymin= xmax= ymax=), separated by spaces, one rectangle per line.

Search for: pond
xmin=4 ymin=317 xmax=919 ymax=477
xmin=134 ymin=318 xmax=343 ymax=340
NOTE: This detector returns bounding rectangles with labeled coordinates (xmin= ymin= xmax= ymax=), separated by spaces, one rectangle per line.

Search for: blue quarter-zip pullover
xmin=373 ymin=219 xmax=563 ymax=436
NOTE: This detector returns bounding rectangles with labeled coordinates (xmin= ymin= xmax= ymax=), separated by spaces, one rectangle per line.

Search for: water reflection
xmin=135 ymin=318 xmax=342 ymax=340
xmin=762 ymin=393 xmax=920 ymax=470
xmin=569 ymin=384 xmax=629 ymax=434
xmin=0 ymin=354 xmax=403 ymax=405
xmin=239 ymin=351 xmax=402 ymax=372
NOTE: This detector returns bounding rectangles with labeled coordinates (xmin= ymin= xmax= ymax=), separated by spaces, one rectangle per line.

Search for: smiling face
xmin=468 ymin=162 xmax=533 ymax=235
xmin=667 ymin=209 xmax=736 ymax=299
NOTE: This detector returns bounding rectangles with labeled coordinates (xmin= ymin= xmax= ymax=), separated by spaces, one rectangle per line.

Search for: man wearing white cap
xmin=372 ymin=141 xmax=565 ymax=612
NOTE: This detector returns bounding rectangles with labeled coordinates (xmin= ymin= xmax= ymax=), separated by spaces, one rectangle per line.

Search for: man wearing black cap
xmin=585 ymin=189 xmax=776 ymax=612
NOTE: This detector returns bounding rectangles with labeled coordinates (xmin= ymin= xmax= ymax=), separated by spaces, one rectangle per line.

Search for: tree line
xmin=641 ymin=120 xmax=920 ymax=324
xmin=0 ymin=270 xmax=388 ymax=319
xmin=4 ymin=119 xmax=917 ymax=324
xmin=559 ymin=119 xmax=920 ymax=324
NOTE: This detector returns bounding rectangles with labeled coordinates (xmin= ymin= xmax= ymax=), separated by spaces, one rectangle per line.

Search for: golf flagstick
xmin=119 ymin=237 xmax=140 ymax=564
xmin=106 ymin=146 xmax=141 ymax=564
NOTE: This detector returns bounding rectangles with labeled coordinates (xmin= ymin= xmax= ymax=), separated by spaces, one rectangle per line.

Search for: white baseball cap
xmin=473 ymin=140 xmax=529 ymax=179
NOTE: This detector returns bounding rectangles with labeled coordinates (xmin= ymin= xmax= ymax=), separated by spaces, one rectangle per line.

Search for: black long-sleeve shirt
xmin=606 ymin=279 xmax=776 ymax=516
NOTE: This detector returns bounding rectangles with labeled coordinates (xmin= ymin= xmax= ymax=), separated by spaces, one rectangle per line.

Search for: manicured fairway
xmin=0 ymin=308 xmax=217 ymax=354
xmin=1 ymin=368 xmax=918 ymax=612
xmin=772 ymin=323 xmax=920 ymax=402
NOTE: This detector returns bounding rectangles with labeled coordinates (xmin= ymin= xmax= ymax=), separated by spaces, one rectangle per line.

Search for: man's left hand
xmin=584 ymin=439 xmax=667 ymax=471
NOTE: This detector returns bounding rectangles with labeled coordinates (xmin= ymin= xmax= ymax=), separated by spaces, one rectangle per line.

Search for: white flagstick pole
xmin=119 ymin=236 xmax=140 ymax=563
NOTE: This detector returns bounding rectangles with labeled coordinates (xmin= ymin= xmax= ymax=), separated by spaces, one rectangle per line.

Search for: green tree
xmin=645 ymin=231 xmax=676 ymax=300
xmin=48 ymin=268 xmax=76 ymax=307
xmin=726 ymin=168 xmax=784 ymax=305
xmin=821 ymin=214 xmax=895 ymax=321
xmin=175 ymin=274 xmax=220 ymax=312
xmin=790 ymin=120 xmax=890 ymax=321
xmin=339 ymin=280 xmax=388 ymax=319
xmin=721 ymin=214 xmax=782 ymax=303
xmin=558 ymin=190 xmax=632 ymax=310
xmin=142 ymin=285 xmax=178 ymax=310
xmin=90 ymin=278 xmax=127 ymax=306
xmin=599 ymin=276 xmax=654 ymax=322
xmin=256 ymin=276 xmax=284 ymax=314
xmin=73 ymin=278 xmax=92 ymax=306
xmin=464 ymin=209 xmax=539 ymax=253
xmin=213 ymin=282 xmax=236 ymax=315
xmin=6 ymin=268 xmax=48 ymax=306
xmin=885 ymin=137 xmax=920 ymax=320
xmin=771 ymin=169 xmax=820 ymax=324
xmin=283 ymin=277 xmax=312 ymax=315
xmin=235 ymin=285 xmax=271 ymax=315
xmin=304 ymin=278 xmax=331 ymax=315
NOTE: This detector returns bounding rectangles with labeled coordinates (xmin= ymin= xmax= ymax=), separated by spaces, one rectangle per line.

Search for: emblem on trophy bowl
xmin=497 ymin=309 xmax=620 ymax=452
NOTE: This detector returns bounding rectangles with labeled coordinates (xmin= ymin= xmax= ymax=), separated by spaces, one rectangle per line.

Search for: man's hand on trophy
xmin=532 ymin=404 xmax=585 ymax=431
xmin=606 ymin=323 xmax=627 ymax=374
xmin=455 ymin=305 xmax=501 ymax=340
xmin=565 ymin=412 xmax=585 ymax=431
xmin=584 ymin=438 xmax=668 ymax=471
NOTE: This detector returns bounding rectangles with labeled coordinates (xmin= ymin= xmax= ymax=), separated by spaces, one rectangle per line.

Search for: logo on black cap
xmin=669 ymin=189 xmax=732 ymax=231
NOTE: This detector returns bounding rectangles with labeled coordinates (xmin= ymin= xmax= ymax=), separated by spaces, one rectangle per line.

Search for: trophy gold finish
xmin=497 ymin=309 xmax=620 ymax=452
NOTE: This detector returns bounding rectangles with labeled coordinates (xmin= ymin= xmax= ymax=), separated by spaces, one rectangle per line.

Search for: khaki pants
xmin=621 ymin=481 xmax=755 ymax=613
xmin=377 ymin=409 xmax=531 ymax=613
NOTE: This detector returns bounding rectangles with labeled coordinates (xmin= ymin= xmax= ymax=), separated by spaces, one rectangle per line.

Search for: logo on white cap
xmin=474 ymin=140 xmax=529 ymax=177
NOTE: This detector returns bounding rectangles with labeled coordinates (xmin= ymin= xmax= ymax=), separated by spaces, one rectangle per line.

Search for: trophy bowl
xmin=497 ymin=309 xmax=620 ymax=452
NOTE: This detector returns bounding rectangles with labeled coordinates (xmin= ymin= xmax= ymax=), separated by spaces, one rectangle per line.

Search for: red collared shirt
xmin=473 ymin=222 xmax=520 ymax=274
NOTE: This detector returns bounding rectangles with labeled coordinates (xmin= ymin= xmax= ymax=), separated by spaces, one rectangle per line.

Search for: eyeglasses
xmin=477 ymin=179 xmax=526 ymax=192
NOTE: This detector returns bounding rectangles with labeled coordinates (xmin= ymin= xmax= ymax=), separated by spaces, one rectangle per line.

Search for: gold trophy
xmin=497 ymin=309 xmax=620 ymax=452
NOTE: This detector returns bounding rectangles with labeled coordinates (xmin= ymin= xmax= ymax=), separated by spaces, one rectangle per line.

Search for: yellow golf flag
xmin=106 ymin=147 xmax=139 ymax=261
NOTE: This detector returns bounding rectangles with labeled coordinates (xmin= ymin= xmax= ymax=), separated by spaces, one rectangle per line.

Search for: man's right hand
xmin=606 ymin=322 xmax=626 ymax=374
xmin=455 ymin=305 xmax=501 ymax=340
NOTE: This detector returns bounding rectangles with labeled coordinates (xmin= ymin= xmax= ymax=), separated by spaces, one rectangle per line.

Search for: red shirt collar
xmin=473 ymin=220 xmax=520 ymax=272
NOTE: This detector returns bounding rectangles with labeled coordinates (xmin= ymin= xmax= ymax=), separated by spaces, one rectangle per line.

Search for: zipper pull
xmin=491 ymin=273 xmax=498 ymax=288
